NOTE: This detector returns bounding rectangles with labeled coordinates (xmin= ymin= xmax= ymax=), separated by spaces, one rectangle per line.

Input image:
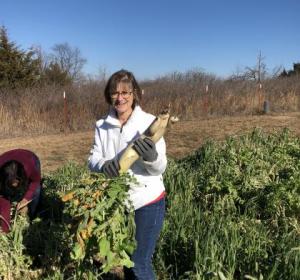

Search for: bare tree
xmin=244 ymin=51 xmax=267 ymax=82
xmin=98 ymin=65 xmax=108 ymax=82
xmin=271 ymin=65 xmax=284 ymax=78
xmin=51 ymin=42 xmax=86 ymax=82
xmin=30 ymin=44 xmax=50 ymax=75
xmin=231 ymin=51 xmax=268 ymax=82
xmin=229 ymin=66 xmax=248 ymax=81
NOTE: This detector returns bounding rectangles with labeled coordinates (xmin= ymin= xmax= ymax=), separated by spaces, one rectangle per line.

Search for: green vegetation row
xmin=0 ymin=166 xmax=136 ymax=279
xmin=158 ymin=128 xmax=300 ymax=279
xmin=1 ymin=128 xmax=299 ymax=279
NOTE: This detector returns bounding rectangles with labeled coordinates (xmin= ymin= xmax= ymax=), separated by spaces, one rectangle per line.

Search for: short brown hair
xmin=104 ymin=69 xmax=142 ymax=107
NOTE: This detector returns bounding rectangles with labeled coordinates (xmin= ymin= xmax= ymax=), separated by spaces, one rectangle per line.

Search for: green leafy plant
xmin=61 ymin=171 xmax=136 ymax=275
xmin=158 ymin=128 xmax=300 ymax=279
xmin=0 ymin=214 xmax=36 ymax=279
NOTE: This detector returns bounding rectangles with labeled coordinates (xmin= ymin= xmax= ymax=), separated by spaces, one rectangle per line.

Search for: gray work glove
xmin=133 ymin=137 xmax=158 ymax=162
xmin=101 ymin=158 xmax=120 ymax=178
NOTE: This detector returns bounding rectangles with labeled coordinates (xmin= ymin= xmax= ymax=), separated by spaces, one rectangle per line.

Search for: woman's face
xmin=111 ymin=82 xmax=134 ymax=116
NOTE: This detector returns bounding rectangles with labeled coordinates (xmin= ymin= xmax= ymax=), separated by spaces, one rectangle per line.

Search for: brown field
xmin=0 ymin=112 xmax=299 ymax=174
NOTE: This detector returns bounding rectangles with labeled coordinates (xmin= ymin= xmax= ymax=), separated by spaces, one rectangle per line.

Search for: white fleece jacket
xmin=88 ymin=106 xmax=167 ymax=210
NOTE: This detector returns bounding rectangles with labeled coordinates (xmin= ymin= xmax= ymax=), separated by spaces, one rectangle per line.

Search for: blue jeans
xmin=28 ymin=156 xmax=41 ymax=218
xmin=28 ymin=185 xmax=41 ymax=218
xmin=125 ymin=198 xmax=165 ymax=280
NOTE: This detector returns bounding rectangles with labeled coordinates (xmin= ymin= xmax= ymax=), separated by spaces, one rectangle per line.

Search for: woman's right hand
xmin=17 ymin=198 xmax=29 ymax=216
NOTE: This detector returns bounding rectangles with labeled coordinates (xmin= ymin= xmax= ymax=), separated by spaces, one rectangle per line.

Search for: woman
xmin=0 ymin=149 xmax=42 ymax=233
xmin=88 ymin=69 xmax=167 ymax=279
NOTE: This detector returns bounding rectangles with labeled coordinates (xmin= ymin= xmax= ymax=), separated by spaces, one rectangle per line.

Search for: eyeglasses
xmin=111 ymin=91 xmax=132 ymax=99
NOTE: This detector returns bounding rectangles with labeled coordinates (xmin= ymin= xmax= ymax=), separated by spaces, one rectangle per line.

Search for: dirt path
xmin=1 ymin=113 xmax=299 ymax=173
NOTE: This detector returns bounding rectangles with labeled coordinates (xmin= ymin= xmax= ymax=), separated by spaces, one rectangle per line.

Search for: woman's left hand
xmin=133 ymin=137 xmax=158 ymax=162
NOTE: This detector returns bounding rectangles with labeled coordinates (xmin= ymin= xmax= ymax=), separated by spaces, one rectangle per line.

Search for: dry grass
xmin=0 ymin=112 xmax=299 ymax=173
xmin=165 ymin=112 xmax=300 ymax=158
xmin=1 ymin=72 xmax=299 ymax=172
xmin=0 ymin=131 xmax=93 ymax=172
xmin=1 ymin=73 xmax=300 ymax=138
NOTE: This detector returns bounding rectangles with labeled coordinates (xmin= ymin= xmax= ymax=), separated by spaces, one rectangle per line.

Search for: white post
xmin=64 ymin=91 xmax=67 ymax=133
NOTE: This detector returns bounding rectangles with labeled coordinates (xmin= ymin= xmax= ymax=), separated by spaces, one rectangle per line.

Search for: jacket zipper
xmin=117 ymin=125 xmax=123 ymax=158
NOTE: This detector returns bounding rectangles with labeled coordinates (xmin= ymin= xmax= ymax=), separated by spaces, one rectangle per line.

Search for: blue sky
xmin=1 ymin=0 xmax=299 ymax=80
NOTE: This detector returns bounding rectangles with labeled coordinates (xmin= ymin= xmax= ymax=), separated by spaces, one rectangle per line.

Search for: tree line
xmin=1 ymin=25 xmax=299 ymax=91
xmin=279 ymin=63 xmax=300 ymax=78
xmin=0 ymin=26 xmax=86 ymax=89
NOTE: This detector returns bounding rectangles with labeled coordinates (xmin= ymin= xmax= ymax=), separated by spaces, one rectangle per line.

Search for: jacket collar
xmin=104 ymin=105 xmax=142 ymax=127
